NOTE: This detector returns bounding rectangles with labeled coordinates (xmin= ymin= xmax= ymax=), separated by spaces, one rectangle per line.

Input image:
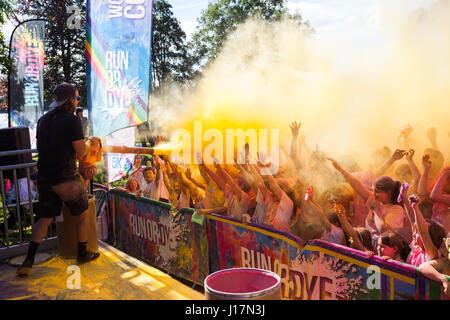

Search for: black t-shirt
xmin=36 ymin=108 xmax=84 ymax=181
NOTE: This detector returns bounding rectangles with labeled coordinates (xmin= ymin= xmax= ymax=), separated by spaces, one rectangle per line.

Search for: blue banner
xmin=86 ymin=0 xmax=153 ymax=138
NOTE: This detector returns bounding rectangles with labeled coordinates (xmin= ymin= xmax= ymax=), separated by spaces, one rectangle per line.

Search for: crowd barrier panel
xmin=290 ymin=239 xmax=438 ymax=300
xmin=107 ymin=189 xmax=209 ymax=285
xmin=105 ymin=189 xmax=449 ymax=300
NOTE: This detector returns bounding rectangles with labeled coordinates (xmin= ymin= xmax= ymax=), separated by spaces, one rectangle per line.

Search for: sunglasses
xmin=74 ymin=96 xmax=81 ymax=101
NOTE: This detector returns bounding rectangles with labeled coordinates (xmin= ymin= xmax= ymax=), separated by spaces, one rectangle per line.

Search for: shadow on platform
xmin=0 ymin=241 xmax=204 ymax=300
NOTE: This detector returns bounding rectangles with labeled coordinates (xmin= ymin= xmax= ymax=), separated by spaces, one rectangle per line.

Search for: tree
xmin=190 ymin=0 xmax=314 ymax=69
xmin=14 ymin=0 xmax=87 ymax=106
xmin=0 ymin=0 xmax=13 ymax=76
xmin=151 ymin=0 xmax=194 ymax=94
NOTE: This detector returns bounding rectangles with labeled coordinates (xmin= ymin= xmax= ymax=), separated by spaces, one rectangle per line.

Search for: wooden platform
xmin=0 ymin=241 xmax=204 ymax=300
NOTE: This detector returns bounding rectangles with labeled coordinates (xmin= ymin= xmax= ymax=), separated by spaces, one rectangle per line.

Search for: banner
xmin=103 ymin=127 xmax=136 ymax=183
xmin=86 ymin=0 xmax=153 ymax=138
xmin=289 ymin=240 xmax=449 ymax=300
xmin=206 ymin=214 xmax=305 ymax=299
xmin=168 ymin=208 xmax=210 ymax=285
xmin=9 ymin=20 xmax=46 ymax=148
xmin=109 ymin=190 xmax=209 ymax=284
xmin=105 ymin=191 xmax=449 ymax=300
xmin=110 ymin=190 xmax=173 ymax=269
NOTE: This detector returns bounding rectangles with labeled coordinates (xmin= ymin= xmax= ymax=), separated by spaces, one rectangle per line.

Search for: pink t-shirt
xmin=406 ymin=231 xmax=432 ymax=267
xmin=266 ymin=192 xmax=294 ymax=233
xmin=321 ymin=225 xmax=346 ymax=246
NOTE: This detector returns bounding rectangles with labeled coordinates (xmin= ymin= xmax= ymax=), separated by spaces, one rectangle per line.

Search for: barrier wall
xmin=108 ymin=190 xmax=209 ymax=285
xmin=106 ymin=189 xmax=449 ymax=300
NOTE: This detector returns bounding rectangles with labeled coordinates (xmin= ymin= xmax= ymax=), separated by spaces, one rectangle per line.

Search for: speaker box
xmin=0 ymin=127 xmax=32 ymax=180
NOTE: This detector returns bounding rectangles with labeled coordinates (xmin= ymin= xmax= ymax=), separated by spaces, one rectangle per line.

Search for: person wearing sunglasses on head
xmin=17 ymin=82 xmax=99 ymax=276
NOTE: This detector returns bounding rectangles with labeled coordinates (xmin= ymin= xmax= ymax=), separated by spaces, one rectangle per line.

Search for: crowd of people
xmin=115 ymin=122 xmax=450 ymax=296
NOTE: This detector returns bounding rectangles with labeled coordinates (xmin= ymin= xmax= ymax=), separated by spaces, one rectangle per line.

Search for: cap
xmin=49 ymin=82 xmax=77 ymax=108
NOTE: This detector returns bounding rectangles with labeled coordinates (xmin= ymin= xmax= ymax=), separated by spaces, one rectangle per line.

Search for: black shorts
xmin=37 ymin=175 xmax=89 ymax=219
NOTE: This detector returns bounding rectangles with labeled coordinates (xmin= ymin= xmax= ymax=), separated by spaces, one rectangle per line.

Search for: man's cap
xmin=49 ymin=82 xmax=77 ymax=108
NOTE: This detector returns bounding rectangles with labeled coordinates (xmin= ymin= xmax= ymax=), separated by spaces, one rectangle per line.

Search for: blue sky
xmin=168 ymin=0 xmax=434 ymax=72
xmin=2 ymin=0 xmax=435 ymax=73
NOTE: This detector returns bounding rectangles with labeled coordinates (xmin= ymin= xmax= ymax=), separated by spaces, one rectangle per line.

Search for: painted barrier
xmin=105 ymin=189 xmax=449 ymax=300
xmin=206 ymin=213 xmax=304 ymax=299
xmin=289 ymin=240 xmax=448 ymax=300
xmin=108 ymin=190 xmax=209 ymax=285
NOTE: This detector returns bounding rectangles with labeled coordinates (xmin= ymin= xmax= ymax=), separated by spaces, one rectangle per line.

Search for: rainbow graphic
xmin=86 ymin=0 xmax=153 ymax=138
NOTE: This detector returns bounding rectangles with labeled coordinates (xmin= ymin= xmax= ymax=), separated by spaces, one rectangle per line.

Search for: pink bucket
xmin=204 ymin=268 xmax=281 ymax=300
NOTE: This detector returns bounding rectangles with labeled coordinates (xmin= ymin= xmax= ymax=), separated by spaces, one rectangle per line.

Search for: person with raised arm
xmin=401 ymin=188 xmax=446 ymax=266
xmin=327 ymin=157 xmax=408 ymax=246
xmin=334 ymin=202 xmax=368 ymax=251
xmin=303 ymin=190 xmax=345 ymax=245
xmin=419 ymin=237 xmax=450 ymax=298
xmin=429 ymin=167 xmax=450 ymax=232
xmin=375 ymin=149 xmax=406 ymax=178
xmin=214 ymin=160 xmax=251 ymax=221
xmin=255 ymin=152 xmax=294 ymax=233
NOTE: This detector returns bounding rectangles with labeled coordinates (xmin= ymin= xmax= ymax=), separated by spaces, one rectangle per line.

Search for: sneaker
xmin=16 ymin=259 xmax=33 ymax=276
xmin=76 ymin=251 xmax=100 ymax=264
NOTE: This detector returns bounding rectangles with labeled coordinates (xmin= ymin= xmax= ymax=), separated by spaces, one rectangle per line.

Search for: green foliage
xmin=190 ymin=0 xmax=314 ymax=69
xmin=0 ymin=0 xmax=13 ymax=75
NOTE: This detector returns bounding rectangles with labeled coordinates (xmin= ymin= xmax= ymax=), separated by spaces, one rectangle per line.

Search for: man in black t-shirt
xmin=17 ymin=82 xmax=100 ymax=276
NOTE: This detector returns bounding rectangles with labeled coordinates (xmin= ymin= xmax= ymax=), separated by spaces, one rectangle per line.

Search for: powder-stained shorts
xmin=37 ymin=175 xmax=88 ymax=218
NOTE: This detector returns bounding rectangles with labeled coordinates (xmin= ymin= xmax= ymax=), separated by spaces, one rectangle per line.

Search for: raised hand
xmin=391 ymin=149 xmax=406 ymax=161
xmin=290 ymin=121 xmax=301 ymax=137
xmin=405 ymin=149 xmax=415 ymax=160
xmin=257 ymin=151 xmax=271 ymax=167
xmin=400 ymin=124 xmax=413 ymax=137
xmin=327 ymin=157 xmax=343 ymax=172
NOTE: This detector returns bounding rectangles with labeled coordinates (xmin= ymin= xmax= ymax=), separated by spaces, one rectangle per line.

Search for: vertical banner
xmin=9 ymin=20 xmax=46 ymax=148
xmin=86 ymin=0 xmax=153 ymax=138
xmin=103 ymin=127 xmax=136 ymax=183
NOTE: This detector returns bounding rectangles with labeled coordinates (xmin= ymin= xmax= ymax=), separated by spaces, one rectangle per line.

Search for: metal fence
xmin=0 ymin=149 xmax=57 ymax=260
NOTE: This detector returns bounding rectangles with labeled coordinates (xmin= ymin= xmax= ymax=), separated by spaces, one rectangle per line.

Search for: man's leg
xmin=17 ymin=217 xmax=53 ymax=276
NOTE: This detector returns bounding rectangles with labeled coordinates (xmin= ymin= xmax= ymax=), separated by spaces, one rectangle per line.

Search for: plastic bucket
xmin=204 ymin=268 xmax=281 ymax=300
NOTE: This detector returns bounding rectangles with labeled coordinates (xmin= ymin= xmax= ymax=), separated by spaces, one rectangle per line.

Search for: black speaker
xmin=0 ymin=127 xmax=32 ymax=180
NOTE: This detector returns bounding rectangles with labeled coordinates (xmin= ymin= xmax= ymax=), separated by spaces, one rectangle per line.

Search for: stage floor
xmin=0 ymin=241 xmax=204 ymax=300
